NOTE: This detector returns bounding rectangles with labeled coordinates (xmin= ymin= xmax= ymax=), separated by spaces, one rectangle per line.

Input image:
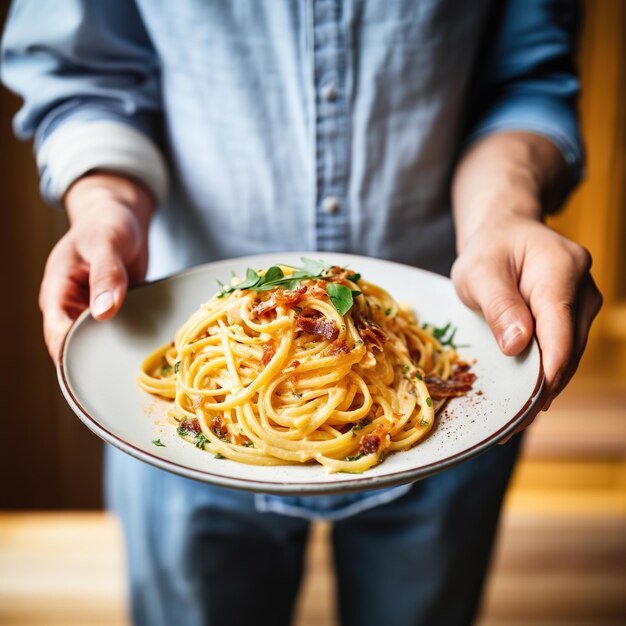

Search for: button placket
xmin=312 ymin=0 xmax=349 ymax=252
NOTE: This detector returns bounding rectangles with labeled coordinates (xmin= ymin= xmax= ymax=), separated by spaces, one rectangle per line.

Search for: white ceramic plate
xmin=58 ymin=252 xmax=543 ymax=495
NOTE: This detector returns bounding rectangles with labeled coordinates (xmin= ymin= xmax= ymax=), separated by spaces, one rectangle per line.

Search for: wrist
xmin=452 ymin=132 xmax=568 ymax=253
xmin=454 ymin=191 xmax=542 ymax=253
xmin=64 ymin=172 xmax=154 ymax=232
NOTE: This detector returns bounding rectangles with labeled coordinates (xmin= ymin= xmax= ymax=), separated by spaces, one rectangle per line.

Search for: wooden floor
xmin=1 ymin=387 xmax=625 ymax=626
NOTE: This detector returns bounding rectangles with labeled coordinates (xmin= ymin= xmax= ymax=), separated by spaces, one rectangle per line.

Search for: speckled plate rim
xmin=58 ymin=253 xmax=544 ymax=496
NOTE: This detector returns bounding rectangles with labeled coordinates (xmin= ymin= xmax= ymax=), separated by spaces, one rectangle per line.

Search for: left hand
xmin=450 ymin=212 xmax=602 ymax=434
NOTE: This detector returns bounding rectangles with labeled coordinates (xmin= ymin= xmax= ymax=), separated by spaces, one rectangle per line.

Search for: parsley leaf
xmin=326 ymin=283 xmax=355 ymax=316
xmin=297 ymin=257 xmax=328 ymax=276
xmin=195 ymin=433 xmax=209 ymax=449
xmin=152 ymin=439 xmax=166 ymax=447
xmin=345 ymin=452 xmax=364 ymax=462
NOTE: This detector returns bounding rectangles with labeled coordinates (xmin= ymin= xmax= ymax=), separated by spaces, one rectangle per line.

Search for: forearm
xmin=452 ymin=131 xmax=571 ymax=251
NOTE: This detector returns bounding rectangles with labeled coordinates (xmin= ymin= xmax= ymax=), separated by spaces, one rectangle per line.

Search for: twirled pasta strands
xmin=138 ymin=265 xmax=473 ymax=473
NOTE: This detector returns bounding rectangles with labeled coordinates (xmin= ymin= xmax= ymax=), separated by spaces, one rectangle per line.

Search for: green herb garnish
xmin=214 ymin=453 xmax=226 ymax=459
xmin=423 ymin=321 xmax=468 ymax=349
xmin=195 ymin=433 xmax=209 ymax=449
xmin=218 ymin=258 xmax=325 ymax=297
xmin=425 ymin=397 xmax=432 ymax=407
xmin=174 ymin=361 xmax=181 ymax=374
xmin=352 ymin=418 xmax=372 ymax=431
xmin=347 ymin=273 xmax=361 ymax=282
xmin=152 ymin=439 xmax=166 ymax=447
xmin=420 ymin=419 xmax=430 ymax=427
xmin=217 ymin=258 xmax=360 ymax=316
xmin=345 ymin=452 xmax=365 ymax=462
xmin=326 ymin=283 xmax=356 ymax=316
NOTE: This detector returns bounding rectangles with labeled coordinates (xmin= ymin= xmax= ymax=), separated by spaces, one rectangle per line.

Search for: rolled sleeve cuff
xmin=464 ymin=94 xmax=584 ymax=187
xmin=36 ymin=120 xmax=170 ymax=206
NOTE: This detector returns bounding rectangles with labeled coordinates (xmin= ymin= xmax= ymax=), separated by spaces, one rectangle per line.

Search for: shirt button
xmin=321 ymin=196 xmax=340 ymax=214
xmin=321 ymin=82 xmax=337 ymax=102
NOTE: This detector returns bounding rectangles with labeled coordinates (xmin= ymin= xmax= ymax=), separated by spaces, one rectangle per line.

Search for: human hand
xmin=39 ymin=173 xmax=154 ymax=363
xmin=451 ymin=213 xmax=602 ymax=431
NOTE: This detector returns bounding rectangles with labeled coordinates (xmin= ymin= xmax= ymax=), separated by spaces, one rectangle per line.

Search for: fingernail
xmin=501 ymin=325 xmax=521 ymax=352
xmin=92 ymin=291 xmax=114 ymax=317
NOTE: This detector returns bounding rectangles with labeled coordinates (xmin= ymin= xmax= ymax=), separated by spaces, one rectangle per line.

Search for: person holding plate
xmin=1 ymin=1 xmax=601 ymax=625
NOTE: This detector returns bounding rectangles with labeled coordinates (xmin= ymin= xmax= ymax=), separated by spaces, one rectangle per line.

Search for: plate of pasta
xmin=58 ymin=252 xmax=543 ymax=495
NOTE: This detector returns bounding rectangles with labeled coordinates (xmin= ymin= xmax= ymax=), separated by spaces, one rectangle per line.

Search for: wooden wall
xmin=0 ymin=0 xmax=624 ymax=510
xmin=0 ymin=1 xmax=103 ymax=509
xmin=549 ymin=0 xmax=626 ymax=384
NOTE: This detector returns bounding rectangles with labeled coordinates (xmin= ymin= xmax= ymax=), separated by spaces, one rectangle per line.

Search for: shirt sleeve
xmin=464 ymin=0 xmax=584 ymax=186
xmin=0 ymin=0 xmax=169 ymax=205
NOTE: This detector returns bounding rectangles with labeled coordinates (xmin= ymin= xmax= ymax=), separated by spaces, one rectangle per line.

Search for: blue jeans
xmin=105 ymin=436 xmax=521 ymax=626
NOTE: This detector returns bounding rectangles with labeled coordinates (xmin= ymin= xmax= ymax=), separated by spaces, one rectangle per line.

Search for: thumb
xmin=452 ymin=259 xmax=534 ymax=355
xmin=88 ymin=244 xmax=129 ymax=320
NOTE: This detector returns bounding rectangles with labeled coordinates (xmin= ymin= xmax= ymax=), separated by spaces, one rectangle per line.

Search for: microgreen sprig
xmin=217 ymin=257 xmax=362 ymax=316
xmin=422 ymin=321 xmax=468 ymax=349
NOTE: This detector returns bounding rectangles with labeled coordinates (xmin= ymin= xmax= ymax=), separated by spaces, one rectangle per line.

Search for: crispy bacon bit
xmin=425 ymin=366 xmax=476 ymax=399
xmin=359 ymin=424 xmax=389 ymax=455
xmin=253 ymin=285 xmax=307 ymax=317
xmin=326 ymin=267 xmax=350 ymax=283
xmin=450 ymin=366 xmax=477 ymax=385
xmin=211 ymin=415 xmax=229 ymax=440
xmin=354 ymin=314 xmax=387 ymax=351
xmin=180 ymin=418 xmax=201 ymax=435
xmin=261 ymin=340 xmax=275 ymax=366
xmin=307 ymin=283 xmax=328 ymax=299
xmin=360 ymin=433 xmax=381 ymax=455
xmin=232 ymin=433 xmax=250 ymax=446
xmin=327 ymin=340 xmax=351 ymax=357
xmin=291 ymin=360 xmax=301 ymax=368
xmin=296 ymin=314 xmax=338 ymax=341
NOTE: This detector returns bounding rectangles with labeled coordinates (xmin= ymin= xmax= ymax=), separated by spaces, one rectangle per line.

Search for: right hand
xmin=39 ymin=173 xmax=154 ymax=363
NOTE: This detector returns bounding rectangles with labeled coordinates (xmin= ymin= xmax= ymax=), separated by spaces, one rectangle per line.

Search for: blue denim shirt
xmin=1 ymin=0 xmax=582 ymax=519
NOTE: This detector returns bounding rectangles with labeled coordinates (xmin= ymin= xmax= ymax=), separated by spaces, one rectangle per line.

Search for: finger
xmin=126 ymin=245 xmax=149 ymax=286
xmin=541 ymin=274 xmax=602 ymax=410
xmin=44 ymin=310 xmax=75 ymax=364
xmin=531 ymin=295 xmax=575 ymax=404
xmin=39 ymin=247 xmax=89 ymax=363
xmin=452 ymin=258 xmax=534 ymax=356
xmin=528 ymin=245 xmax=593 ymax=400
xmin=88 ymin=244 xmax=129 ymax=320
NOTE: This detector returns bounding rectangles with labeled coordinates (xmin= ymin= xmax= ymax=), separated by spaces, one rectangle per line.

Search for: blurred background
xmin=0 ymin=1 xmax=624 ymax=625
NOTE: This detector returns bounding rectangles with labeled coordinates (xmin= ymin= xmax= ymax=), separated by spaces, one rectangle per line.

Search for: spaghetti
xmin=139 ymin=261 xmax=475 ymax=473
